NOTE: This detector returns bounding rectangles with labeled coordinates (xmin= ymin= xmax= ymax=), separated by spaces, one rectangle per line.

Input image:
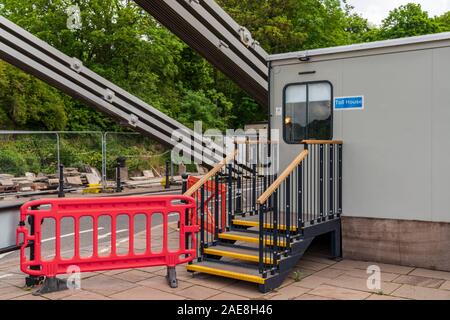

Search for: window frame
xmin=282 ymin=80 xmax=334 ymax=145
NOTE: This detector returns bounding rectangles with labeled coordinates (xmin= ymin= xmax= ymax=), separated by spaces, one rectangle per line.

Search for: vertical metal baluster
xmin=338 ymin=144 xmax=343 ymax=216
xmin=298 ymin=163 xmax=303 ymax=232
xmin=285 ymin=175 xmax=291 ymax=255
xmin=272 ymin=188 xmax=278 ymax=274
xmin=259 ymin=204 xmax=265 ymax=276
xmin=214 ymin=174 xmax=219 ymax=241
xmin=227 ymin=164 xmax=233 ymax=231
xmin=199 ymin=185 xmax=205 ymax=261
xmin=329 ymin=144 xmax=334 ymax=219
xmin=252 ymin=164 xmax=257 ymax=215
xmin=319 ymin=144 xmax=324 ymax=223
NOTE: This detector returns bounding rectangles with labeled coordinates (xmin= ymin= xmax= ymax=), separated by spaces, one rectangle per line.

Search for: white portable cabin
xmin=267 ymin=33 xmax=450 ymax=271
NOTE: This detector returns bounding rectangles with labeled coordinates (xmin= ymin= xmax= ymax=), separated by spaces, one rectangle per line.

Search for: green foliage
xmin=0 ymin=135 xmax=58 ymax=175
xmin=378 ymin=3 xmax=441 ymax=39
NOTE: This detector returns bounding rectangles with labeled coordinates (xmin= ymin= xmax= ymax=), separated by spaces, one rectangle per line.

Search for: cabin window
xmin=283 ymin=82 xmax=333 ymax=144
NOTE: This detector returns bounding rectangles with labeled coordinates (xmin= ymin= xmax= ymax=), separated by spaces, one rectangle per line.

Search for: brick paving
xmin=1 ymin=225 xmax=450 ymax=300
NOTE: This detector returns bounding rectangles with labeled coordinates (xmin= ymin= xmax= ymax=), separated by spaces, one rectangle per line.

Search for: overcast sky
xmin=346 ymin=0 xmax=450 ymax=25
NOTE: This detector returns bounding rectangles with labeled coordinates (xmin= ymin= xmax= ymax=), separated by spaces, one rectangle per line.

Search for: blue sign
xmin=334 ymin=96 xmax=364 ymax=110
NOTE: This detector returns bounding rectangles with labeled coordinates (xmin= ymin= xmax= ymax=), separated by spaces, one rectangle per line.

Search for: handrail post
xmin=338 ymin=144 xmax=343 ymax=216
xmin=319 ymin=144 xmax=324 ymax=222
xmin=227 ymin=163 xmax=233 ymax=231
xmin=272 ymin=188 xmax=278 ymax=275
xmin=199 ymin=186 xmax=205 ymax=262
xmin=252 ymin=163 xmax=257 ymax=216
xmin=285 ymin=175 xmax=291 ymax=255
xmin=298 ymin=163 xmax=304 ymax=233
xmin=214 ymin=174 xmax=219 ymax=241
xmin=329 ymin=144 xmax=334 ymax=219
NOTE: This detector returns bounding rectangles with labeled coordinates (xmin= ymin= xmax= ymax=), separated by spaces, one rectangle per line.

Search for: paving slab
xmin=393 ymin=275 xmax=445 ymax=289
xmin=409 ymin=268 xmax=450 ymax=281
xmin=63 ymin=290 xmax=111 ymax=300
xmin=109 ymin=286 xmax=185 ymax=300
xmin=312 ymin=268 xmax=345 ymax=279
xmin=292 ymin=275 xmax=330 ymax=290
xmin=11 ymin=293 xmax=49 ymax=300
xmin=176 ymin=285 xmax=221 ymax=300
xmin=440 ymin=281 xmax=450 ymax=291
xmin=296 ymin=260 xmax=331 ymax=272
xmin=295 ymin=293 xmax=336 ymax=300
xmin=208 ymin=292 xmax=249 ymax=300
xmin=366 ymin=294 xmax=407 ymax=300
xmin=391 ymin=284 xmax=450 ymax=300
xmin=269 ymin=285 xmax=310 ymax=300
xmin=77 ymin=274 xmax=137 ymax=296
xmin=0 ymin=285 xmax=31 ymax=300
xmin=308 ymin=285 xmax=372 ymax=300
xmin=325 ymin=274 xmax=401 ymax=295
xmin=220 ymin=282 xmax=265 ymax=299
xmin=332 ymin=260 xmax=414 ymax=274
xmin=338 ymin=268 xmax=401 ymax=282
xmin=185 ymin=273 xmax=237 ymax=290
xmin=112 ymin=270 xmax=155 ymax=283
xmin=137 ymin=275 xmax=193 ymax=293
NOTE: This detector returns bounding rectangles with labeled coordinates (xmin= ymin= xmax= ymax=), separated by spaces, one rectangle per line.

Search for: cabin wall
xmin=271 ymin=46 xmax=450 ymax=224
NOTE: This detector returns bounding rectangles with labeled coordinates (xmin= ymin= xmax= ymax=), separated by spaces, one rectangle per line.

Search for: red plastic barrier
xmin=16 ymin=196 xmax=198 ymax=277
xmin=187 ymin=176 xmax=226 ymax=234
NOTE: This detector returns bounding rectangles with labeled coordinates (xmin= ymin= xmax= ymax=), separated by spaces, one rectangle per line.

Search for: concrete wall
xmin=270 ymin=45 xmax=450 ymax=223
xmin=342 ymin=216 xmax=450 ymax=272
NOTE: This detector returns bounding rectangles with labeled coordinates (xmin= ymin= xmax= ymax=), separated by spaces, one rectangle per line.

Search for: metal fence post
xmin=58 ymin=164 xmax=65 ymax=198
xmin=165 ymin=161 xmax=171 ymax=189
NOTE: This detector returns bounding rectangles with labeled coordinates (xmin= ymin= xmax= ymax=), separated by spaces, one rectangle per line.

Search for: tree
xmin=377 ymin=3 xmax=441 ymax=39
xmin=435 ymin=11 xmax=450 ymax=31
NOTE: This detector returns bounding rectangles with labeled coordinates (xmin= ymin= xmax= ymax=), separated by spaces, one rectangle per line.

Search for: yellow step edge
xmin=204 ymin=248 xmax=273 ymax=264
xmin=186 ymin=264 xmax=265 ymax=284
xmin=232 ymin=219 xmax=298 ymax=231
xmin=218 ymin=233 xmax=287 ymax=247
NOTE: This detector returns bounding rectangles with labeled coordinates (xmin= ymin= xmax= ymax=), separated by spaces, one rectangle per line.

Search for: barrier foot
xmin=25 ymin=275 xmax=44 ymax=288
xmin=166 ymin=267 xmax=178 ymax=288
xmin=33 ymin=277 xmax=68 ymax=296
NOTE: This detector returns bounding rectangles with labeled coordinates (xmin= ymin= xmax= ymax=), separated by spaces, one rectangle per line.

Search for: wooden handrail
xmin=302 ymin=140 xmax=343 ymax=145
xmin=184 ymin=149 xmax=238 ymax=197
xmin=257 ymin=150 xmax=309 ymax=205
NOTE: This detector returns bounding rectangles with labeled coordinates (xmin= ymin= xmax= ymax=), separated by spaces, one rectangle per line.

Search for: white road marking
xmin=0 ymin=274 xmax=13 ymax=279
xmin=41 ymin=227 xmax=105 ymax=243
xmin=0 ymin=252 xmax=14 ymax=260
xmin=97 ymin=229 xmax=128 ymax=240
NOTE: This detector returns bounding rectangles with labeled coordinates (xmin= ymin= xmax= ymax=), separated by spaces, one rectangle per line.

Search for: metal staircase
xmin=183 ymin=139 xmax=343 ymax=292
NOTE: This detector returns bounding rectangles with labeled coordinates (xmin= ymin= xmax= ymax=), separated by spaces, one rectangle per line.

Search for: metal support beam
xmin=0 ymin=16 xmax=225 ymax=166
xmin=134 ymin=0 xmax=269 ymax=107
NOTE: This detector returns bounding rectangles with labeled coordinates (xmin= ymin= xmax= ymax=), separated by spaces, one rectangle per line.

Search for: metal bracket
xmin=218 ymin=40 xmax=229 ymax=49
xmin=103 ymin=89 xmax=115 ymax=103
xmin=70 ymin=58 xmax=83 ymax=73
xmin=239 ymin=26 xmax=253 ymax=48
xmin=128 ymin=114 xmax=139 ymax=127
